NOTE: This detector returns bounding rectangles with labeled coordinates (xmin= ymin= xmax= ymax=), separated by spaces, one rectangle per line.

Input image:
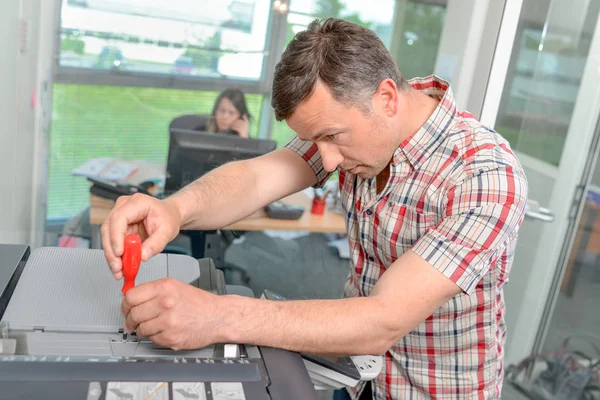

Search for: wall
xmin=0 ymin=0 xmax=56 ymax=246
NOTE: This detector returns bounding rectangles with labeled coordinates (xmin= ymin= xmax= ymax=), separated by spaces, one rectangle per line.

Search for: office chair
xmin=165 ymin=116 xmax=250 ymax=284
xmin=182 ymin=229 xmax=250 ymax=285
xmin=168 ymin=114 xmax=212 ymax=132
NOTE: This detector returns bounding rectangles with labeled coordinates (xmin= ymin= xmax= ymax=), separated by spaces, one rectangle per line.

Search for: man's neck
xmin=376 ymin=166 xmax=390 ymax=194
xmin=394 ymin=89 xmax=440 ymax=143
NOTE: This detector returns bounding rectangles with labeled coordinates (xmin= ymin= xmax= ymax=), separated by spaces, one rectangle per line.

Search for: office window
xmin=60 ymin=0 xmax=272 ymax=80
xmin=47 ymin=84 xmax=263 ymax=219
xmin=285 ymin=0 xmax=445 ymax=79
xmin=285 ymin=0 xmax=396 ymax=44
xmin=495 ymin=0 xmax=598 ymax=166
xmin=392 ymin=1 xmax=446 ymax=80
xmin=50 ymin=0 xmax=275 ymax=221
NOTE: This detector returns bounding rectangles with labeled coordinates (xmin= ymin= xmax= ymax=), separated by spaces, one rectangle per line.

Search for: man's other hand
xmin=121 ymin=278 xmax=226 ymax=350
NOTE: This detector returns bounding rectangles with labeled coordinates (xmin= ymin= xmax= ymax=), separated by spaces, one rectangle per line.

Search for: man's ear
xmin=374 ymin=79 xmax=399 ymax=117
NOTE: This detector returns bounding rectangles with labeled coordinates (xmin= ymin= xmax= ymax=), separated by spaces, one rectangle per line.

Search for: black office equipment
xmin=88 ymin=177 xmax=148 ymax=201
xmin=163 ymin=129 xmax=276 ymax=284
xmin=168 ymin=114 xmax=212 ymax=132
xmin=265 ymin=201 xmax=305 ymax=220
xmin=164 ymin=128 xmax=277 ymax=195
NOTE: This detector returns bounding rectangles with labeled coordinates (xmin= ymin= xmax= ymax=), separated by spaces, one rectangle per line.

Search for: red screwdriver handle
xmin=121 ymin=233 xmax=142 ymax=295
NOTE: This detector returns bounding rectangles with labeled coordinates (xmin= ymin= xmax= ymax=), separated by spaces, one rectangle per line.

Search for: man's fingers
xmin=114 ymin=195 xmax=131 ymax=210
xmin=148 ymin=332 xmax=168 ymax=348
xmin=124 ymin=298 xmax=162 ymax=333
xmin=121 ymin=280 xmax=159 ymax=318
xmin=148 ymin=331 xmax=180 ymax=350
xmin=140 ymin=228 xmax=172 ymax=261
xmin=136 ymin=319 xmax=164 ymax=338
xmin=102 ymin=193 xmax=171 ymax=278
xmin=108 ymin=194 xmax=151 ymax=257
xmin=101 ymin=222 xmax=121 ymax=277
xmin=101 ymin=196 xmax=132 ymax=273
xmin=100 ymin=219 xmax=119 ymax=268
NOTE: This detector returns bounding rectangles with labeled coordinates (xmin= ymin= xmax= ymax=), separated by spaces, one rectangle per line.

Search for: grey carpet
xmin=224 ymin=231 xmax=350 ymax=300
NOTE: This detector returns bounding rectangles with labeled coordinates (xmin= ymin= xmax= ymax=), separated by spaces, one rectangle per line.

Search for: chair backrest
xmin=169 ymin=114 xmax=212 ymax=132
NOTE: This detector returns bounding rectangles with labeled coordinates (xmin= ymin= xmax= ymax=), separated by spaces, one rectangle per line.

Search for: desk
xmin=89 ymin=191 xmax=346 ymax=249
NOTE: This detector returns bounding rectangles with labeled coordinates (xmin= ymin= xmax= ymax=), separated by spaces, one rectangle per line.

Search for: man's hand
xmin=101 ymin=194 xmax=182 ymax=280
xmin=231 ymin=115 xmax=249 ymax=138
xmin=122 ymin=278 xmax=226 ymax=350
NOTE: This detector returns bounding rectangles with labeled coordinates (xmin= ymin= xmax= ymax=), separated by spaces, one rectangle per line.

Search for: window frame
xmin=53 ymin=0 xmax=289 ymax=139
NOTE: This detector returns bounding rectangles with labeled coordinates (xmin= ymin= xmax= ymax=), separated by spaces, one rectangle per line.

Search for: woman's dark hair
xmin=212 ymin=88 xmax=251 ymax=120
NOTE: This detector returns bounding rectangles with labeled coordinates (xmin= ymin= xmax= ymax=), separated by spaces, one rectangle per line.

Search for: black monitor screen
xmin=164 ymin=128 xmax=277 ymax=194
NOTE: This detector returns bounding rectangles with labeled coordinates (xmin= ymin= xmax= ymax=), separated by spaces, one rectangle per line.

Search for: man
xmin=102 ymin=19 xmax=528 ymax=399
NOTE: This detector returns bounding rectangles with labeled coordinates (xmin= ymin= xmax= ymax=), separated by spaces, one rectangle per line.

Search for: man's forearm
xmin=216 ymin=295 xmax=398 ymax=356
xmin=165 ymin=160 xmax=265 ymax=231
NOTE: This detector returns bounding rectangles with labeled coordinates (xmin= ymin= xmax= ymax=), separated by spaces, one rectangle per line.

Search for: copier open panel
xmin=0 ymin=245 xmax=317 ymax=400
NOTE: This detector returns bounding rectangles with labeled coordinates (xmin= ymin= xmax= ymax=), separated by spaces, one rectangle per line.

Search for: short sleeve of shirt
xmin=284 ymin=135 xmax=332 ymax=188
xmin=411 ymin=164 xmax=528 ymax=294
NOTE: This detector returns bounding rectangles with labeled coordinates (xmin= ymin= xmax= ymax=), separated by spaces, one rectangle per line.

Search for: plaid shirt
xmin=285 ymin=75 xmax=528 ymax=399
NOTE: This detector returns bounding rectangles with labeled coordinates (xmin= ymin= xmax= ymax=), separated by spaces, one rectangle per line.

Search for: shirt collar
xmin=391 ymin=75 xmax=457 ymax=169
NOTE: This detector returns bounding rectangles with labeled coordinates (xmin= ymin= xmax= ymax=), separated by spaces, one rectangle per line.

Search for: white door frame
xmin=481 ymin=0 xmax=600 ymax=363
xmin=480 ymin=0 xmax=524 ymax=128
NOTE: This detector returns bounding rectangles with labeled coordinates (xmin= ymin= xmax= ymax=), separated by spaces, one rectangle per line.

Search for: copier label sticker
xmin=172 ymin=382 xmax=207 ymax=400
xmin=106 ymin=382 xmax=168 ymax=399
xmin=87 ymin=382 xmax=102 ymax=400
xmin=210 ymin=382 xmax=246 ymax=400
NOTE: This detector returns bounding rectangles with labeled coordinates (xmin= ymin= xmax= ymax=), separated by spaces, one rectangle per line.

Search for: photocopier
xmin=0 ymin=244 xmax=382 ymax=400
xmin=0 ymin=244 xmax=319 ymax=400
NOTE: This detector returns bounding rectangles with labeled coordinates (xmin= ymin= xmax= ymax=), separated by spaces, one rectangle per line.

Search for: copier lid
xmin=1 ymin=247 xmax=200 ymax=334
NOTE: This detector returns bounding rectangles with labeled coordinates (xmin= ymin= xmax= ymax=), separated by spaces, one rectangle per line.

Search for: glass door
xmin=481 ymin=0 xmax=600 ymax=367
xmin=539 ymin=148 xmax=600 ymax=353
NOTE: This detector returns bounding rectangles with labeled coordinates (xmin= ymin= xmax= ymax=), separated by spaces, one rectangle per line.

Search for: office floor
xmin=502 ymin=384 xmax=531 ymax=400
xmin=225 ymin=231 xmax=350 ymax=300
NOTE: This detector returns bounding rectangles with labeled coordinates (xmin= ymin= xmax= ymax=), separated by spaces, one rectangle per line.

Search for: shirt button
xmin=366 ymin=209 xmax=373 ymax=215
xmin=369 ymin=256 xmax=375 ymax=262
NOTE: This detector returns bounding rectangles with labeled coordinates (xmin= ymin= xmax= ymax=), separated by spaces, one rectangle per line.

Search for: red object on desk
xmin=121 ymin=233 xmax=142 ymax=295
xmin=311 ymin=197 xmax=326 ymax=215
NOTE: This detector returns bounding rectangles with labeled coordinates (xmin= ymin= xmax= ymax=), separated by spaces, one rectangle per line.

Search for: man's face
xmin=286 ymin=82 xmax=397 ymax=179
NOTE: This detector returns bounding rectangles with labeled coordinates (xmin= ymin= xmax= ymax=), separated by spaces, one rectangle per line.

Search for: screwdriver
xmin=121 ymin=233 xmax=142 ymax=296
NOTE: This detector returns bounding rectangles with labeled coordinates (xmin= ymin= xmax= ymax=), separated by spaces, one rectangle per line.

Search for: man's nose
xmin=318 ymin=144 xmax=343 ymax=172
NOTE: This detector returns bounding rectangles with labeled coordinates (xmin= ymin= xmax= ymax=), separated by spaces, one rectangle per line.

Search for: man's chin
xmin=345 ymin=165 xmax=376 ymax=179
xmin=357 ymin=171 xmax=377 ymax=179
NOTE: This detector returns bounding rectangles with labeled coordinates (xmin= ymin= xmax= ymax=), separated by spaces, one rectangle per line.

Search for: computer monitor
xmin=164 ymin=128 xmax=277 ymax=194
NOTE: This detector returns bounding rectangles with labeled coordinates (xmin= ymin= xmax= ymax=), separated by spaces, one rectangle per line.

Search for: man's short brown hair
xmin=272 ymin=18 xmax=408 ymax=121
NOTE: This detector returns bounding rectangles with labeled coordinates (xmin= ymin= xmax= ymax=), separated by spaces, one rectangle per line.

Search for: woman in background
xmin=208 ymin=88 xmax=251 ymax=138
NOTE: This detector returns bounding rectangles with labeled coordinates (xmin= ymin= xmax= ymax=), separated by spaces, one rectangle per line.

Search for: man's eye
xmin=327 ymin=134 xmax=338 ymax=140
